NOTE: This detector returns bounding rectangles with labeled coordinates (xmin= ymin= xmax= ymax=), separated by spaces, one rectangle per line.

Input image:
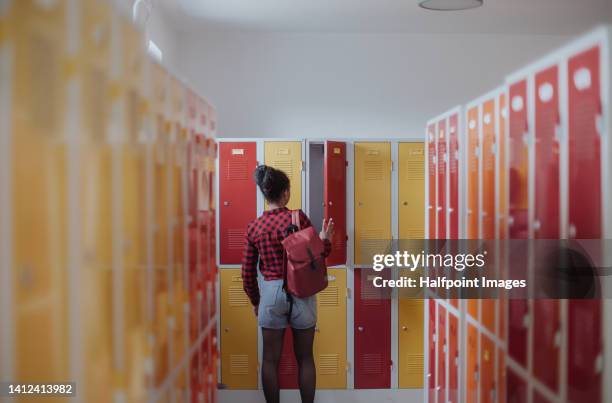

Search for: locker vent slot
xmin=272 ymin=160 xmax=293 ymax=178
xmin=333 ymin=236 xmax=346 ymax=252
xmin=319 ymin=354 xmax=340 ymax=375
xmin=404 ymin=229 xmax=424 ymax=239
xmin=30 ymin=34 xmax=59 ymax=133
xmin=404 ymin=161 xmax=424 ymax=180
xmin=364 ymin=161 xmax=383 ymax=180
xmin=279 ymin=359 xmax=297 ymax=375
xmin=404 ymin=354 xmax=424 ymax=374
xmin=319 ymin=286 xmax=339 ymax=306
xmin=226 ymin=159 xmax=248 ymax=181
xmin=362 ymin=353 xmax=383 ymax=374
xmin=228 ymin=286 xmax=249 ymax=306
xmin=230 ymin=354 xmax=249 ymax=375
xmin=331 ymin=158 xmax=344 ymax=181
xmin=227 ymin=229 xmax=244 ymax=250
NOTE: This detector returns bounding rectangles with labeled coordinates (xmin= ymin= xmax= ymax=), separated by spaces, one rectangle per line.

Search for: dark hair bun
xmin=253 ymin=165 xmax=290 ymax=204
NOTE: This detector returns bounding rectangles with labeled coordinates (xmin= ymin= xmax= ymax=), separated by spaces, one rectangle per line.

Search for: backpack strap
xmin=291 ymin=209 xmax=301 ymax=230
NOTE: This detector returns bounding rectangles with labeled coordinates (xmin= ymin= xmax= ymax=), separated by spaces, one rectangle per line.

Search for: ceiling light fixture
xmin=418 ymin=0 xmax=483 ymax=11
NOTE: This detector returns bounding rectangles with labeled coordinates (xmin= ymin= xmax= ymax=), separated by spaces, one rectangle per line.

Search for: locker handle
xmin=402 ymin=201 xmax=408 ymax=206
xmin=357 ymin=326 xmax=364 ymax=332
xmin=402 ymin=326 xmax=408 ymax=331
xmin=223 ymin=201 xmax=230 ymax=206
xmin=224 ymin=328 xmax=229 ymax=332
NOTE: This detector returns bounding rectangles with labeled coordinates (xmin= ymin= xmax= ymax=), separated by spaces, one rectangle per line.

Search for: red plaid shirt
xmin=241 ymin=207 xmax=332 ymax=306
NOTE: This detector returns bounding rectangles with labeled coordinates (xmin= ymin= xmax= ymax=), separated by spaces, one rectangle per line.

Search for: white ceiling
xmin=157 ymin=0 xmax=612 ymax=34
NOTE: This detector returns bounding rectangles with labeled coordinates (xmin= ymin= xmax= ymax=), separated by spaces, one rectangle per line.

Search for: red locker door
xmin=498 ymin=349 xmax=506 ymax=403
xmin=533 ymin=299 xmax=560 ymax=392
xmin=427 ymin=124 xmax=437 ymax=239
xmin=354 ymin=268 xmax=391 ymax=389
xmin=568 ymin=46 xmax=602 ymax=239
xmin=480 ymin=334 xmax=495 ymax=403
xmin=437 ymin=119 xmax=447 ymax=239
xmin=218 ymin=142 xmax=258 ymax=264
xmin=466 ymin=324 xmax=478 ymax=403
xmin=482 ymin=99 xmax=496 ymax=239
xmin=279 ymin=329 xmax=299 ymax=389
xmin=508 ymin=299 xmax=528 ymax=367
xmin=448 ymin=113 xmax=459 ymax=240
xmin=508 ymin=80 xmax=530 ymax=239
xmin=466 ymin=107 xmax=480 ymax=238
xmin=568 ymin=300 xmax=602 ymax=403
xmin=324 ymin=141 xmax=347 ymax=266
xmin=507 ymin=369 xmax=527 ymax=403
xmin=534 ymin=65 xmax=560 ymax=238
xmin=533 ymin=391 xmax=554 ymax=403
xmin=428 ymin=300 xmax=436 ymax=403
xmin=498 ymin=93 xmax=508 ymax=239
xmin=437 ymin=306 xmax=447 ymax=403
xmin=448 ymin=313 xmax=459 ymax=403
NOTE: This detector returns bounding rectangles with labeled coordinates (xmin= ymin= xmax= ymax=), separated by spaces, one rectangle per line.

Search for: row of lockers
xmin=219 ymin=268 xmax=424 ymax=390
xmin=217 ymin=140 xmax=426 ymax=267
xmin=424 ymin=26 xmax=611 ymax=403
xmin=0 ymin=1 xmax=221 ymax=402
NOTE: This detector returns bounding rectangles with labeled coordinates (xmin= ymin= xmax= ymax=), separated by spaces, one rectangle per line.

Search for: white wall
xmin=175 ymin=32 xmax=570 ymax=139
xmin=148 ymin=7 xmax=181 ymax=74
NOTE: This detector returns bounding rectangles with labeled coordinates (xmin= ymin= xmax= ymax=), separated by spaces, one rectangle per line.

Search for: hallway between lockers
xmin=1 ymin=1 xmax=612 ymax=403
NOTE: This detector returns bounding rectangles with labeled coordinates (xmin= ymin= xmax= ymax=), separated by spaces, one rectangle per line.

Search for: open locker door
xmin=324 ymin=141 xmax=347 ymax=266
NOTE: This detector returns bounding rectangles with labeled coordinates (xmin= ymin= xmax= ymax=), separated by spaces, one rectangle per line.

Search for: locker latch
xmin=301 ymin=160 xmax=306 ymax=171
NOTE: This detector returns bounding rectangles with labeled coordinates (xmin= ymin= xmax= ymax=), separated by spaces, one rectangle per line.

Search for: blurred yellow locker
xmin=264 ymin=141 xmax=302 ymax=210
xmin=314 ymin=268 xmax=347 ymax=389
xmin=79 ymin=1 xmax=115 ymax=402
xmin=354 ymin=142 xmax=391 ymax=265
xmin=10 ymin=0 xmax=69 ymax=390
xmin=398 ymin=142 xmax=425 ymax=239
xmin=398 ymin=299 xmax=424 ymax=388
xmin=220 ymin=269 xmax=258 ymax=389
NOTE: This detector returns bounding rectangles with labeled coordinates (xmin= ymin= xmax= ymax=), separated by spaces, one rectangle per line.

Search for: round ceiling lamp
xmin=418 ymin=0 xmax=483 ymax=11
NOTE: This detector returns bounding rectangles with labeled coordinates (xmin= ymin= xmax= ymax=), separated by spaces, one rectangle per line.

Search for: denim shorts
xmin=258 ymin=279 xmax=317 ymax=330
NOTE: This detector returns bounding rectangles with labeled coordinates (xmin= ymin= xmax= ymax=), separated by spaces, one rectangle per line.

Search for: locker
xmin=428 ymin=300 xmax=436 ymax=402
xmin=533 ymin=299 xmax=560 ymax=392
xmin=427 ymin=124 xmax=437 ymax=239
xmin=508 ymin=79 xmax=529 ymax=239
xmin=354 ymin=268 xmax=391 ymax=389
xmin=480 ymin=334 xmax=495 ymax=403
xmin=314 ymin=268 xmax=347 ymax=389
xmin=482 ymin=300 xmax=495 ymax=333
xmin=11 ymin=0 xmax=71 ymax=385
xmin=448 ymin=313 xmax=459 ymax=403
xmin=220 ymin=269 xmax=258 ymax=389
xmin=568 ymin=300 xmax=602 ymax=403
xmin=354 ymin=142 xmax=391 ymax=265
xmin=264 ymin=141 xmax=302 ymax=210
xmin=507 ymin=369 xmax=527 ymax=403
xmin=448 ymin=114 xmax=459 ymax=240
xmin=498 ymin=349 xmax=506 ymax=403
xmin=533 ymin=391 xmax=554 ymax=403
xmin=466 ymin=324 xmax=478 ymax=403
xmin=324 ymin=141 xmax=347 ymax=266
xmin=498 ymin=93 xmax=508 ymax=239
xmin=279 ymin=329 xmax=299 ymax=389
xmin=437 ymin=306 xmax=447 ymax=403
xmin=508 ymin=299 xmax=528 ymax=367
xmin=437 ymin=119 xmax=447 ymax=239
xmin=482 ymin=99 xmax=496 ymax=239
xmin=568 ymin=46 xmax=602 ymax=238
xmin=498 ymin=296 xmax=506 ymax=341
xmin=534 ymin=65 xmax=560 ymax=238
xmin=218 ymin=142 xmax=258 ymax=264
xmin=398 ymin=142 xmax=425 ymax=240
xmin=466 ymin=106 xmax=480 ymax=238
xmin=398 ymin=298 xmax=424 ymax=388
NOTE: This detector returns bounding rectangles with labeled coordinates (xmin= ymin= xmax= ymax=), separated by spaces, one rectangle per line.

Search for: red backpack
xmin=281 ymin=210 xmax=328 ymax=298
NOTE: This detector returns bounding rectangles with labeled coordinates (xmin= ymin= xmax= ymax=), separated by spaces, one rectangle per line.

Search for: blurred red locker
xmin=218 ymin=142 xmax=258 ymax=264
xmin=448 ymin=113 xmax=460 ymax=240
xmin=428 ymin=300 xmax=436 ymax=403
xmin=466 ymin=106 xmax=480 ymax=239
xmin=481 ymin=98 xmax=496 ymax=239
xmin=427 ymin=124 xmax=437 ymax=239
xmin=508 ymin=299 xmax=528 ymax=367
xmin=480 ymin=334 xmax=495 ymax=403
xmin=324 ymin=141 xmax=347 ymax=266
xmin=354 ymin=268 xmax=391 ymax=389
xmin=437 ymin=305 xmax=446 ymax=403
xmin=437 ymin=119 xmax=447 ymax=239
xmin=507 ymin=369 xmax=527 ymax=403
xmin=448 ymin=313 xmax=459 ymax=403
xmin=533 ymin=299 xmax=560 ymax=392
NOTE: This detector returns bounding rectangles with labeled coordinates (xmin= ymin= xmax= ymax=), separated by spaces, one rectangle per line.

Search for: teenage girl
xmin=242 ymin=165 xmax=334 ymax=403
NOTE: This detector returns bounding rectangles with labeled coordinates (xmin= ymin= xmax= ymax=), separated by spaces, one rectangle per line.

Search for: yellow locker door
xmin=398 ymin=142 xmax=425 ymax=239
xmin=11 ymin=0 xmax=70 ymax=387
xmin=398 ymin=298 xmax=424 ymax=388
xmin=314 ymin=268 xmax=347 ymax=389
xmin=264 ymin=141 xmax=302 ymax=210
xmin=220 ymin=269 xmax=258 ymax=389
xmin=354 ymin=142 xmax=391 ymax=265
